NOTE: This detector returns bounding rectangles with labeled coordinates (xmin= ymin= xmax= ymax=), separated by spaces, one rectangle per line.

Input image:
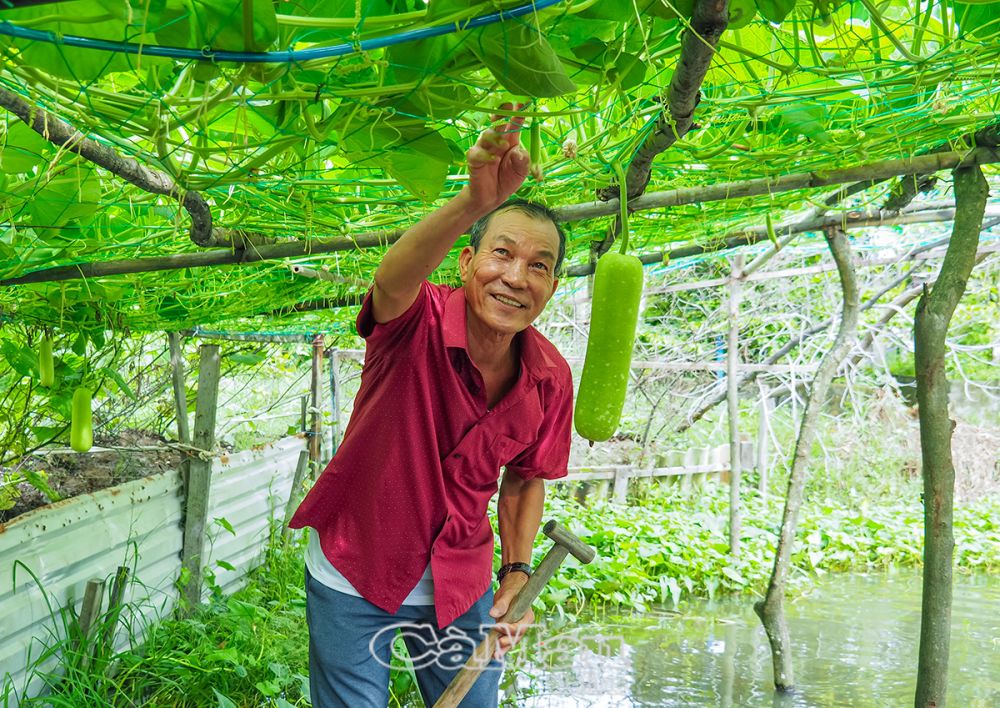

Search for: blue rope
xmin=0 ymin=0 xmax=563 ymax=63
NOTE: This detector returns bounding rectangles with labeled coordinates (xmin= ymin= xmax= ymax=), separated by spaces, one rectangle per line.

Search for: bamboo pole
xmin=726 ymin=255 xmax=744 ymax=558
xmin=309 ymin=334 xmax=323 ymax=476
xmin=167 ymin=332 xmax=190 ymax=446
xmin=3 ymin=156 xmax=1000 ymax=288
xmin=756 ymin=380 xmax=772 ymax=500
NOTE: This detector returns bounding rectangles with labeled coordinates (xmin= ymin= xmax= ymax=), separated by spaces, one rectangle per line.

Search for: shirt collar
xmin=443 ymin=286 xmax=558 ymax=380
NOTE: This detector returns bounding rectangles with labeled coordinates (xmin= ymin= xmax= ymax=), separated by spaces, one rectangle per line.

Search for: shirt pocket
xmin=492 ymin=433 xmax=532 ymax=469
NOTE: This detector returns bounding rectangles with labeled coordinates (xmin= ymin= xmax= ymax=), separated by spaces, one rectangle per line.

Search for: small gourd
xmin=39 ymin=336 xmax=55 ymax=387
xmin=70 ymin=387 xmax=93 ymax=453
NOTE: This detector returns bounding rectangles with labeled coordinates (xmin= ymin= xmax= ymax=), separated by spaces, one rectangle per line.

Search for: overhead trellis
xmin=0 ymin=0 xmax=999 ymax=335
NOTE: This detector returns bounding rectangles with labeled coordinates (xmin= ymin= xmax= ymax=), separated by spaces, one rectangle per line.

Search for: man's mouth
xmin=492 ymin=294 xmax=525 ymax=309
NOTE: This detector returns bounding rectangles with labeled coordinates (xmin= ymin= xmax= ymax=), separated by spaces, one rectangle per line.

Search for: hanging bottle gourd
xmin=574 ymin=166 xmax=644 ymax=442
xmin=71 ymin=386 xmax=93 ymax=452
xmin=39 ymin=334 xmax=55 ymax=387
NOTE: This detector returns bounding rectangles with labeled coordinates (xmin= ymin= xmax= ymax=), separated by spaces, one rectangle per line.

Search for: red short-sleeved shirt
xmin=288 ymin=281 xmax=572 ymax=628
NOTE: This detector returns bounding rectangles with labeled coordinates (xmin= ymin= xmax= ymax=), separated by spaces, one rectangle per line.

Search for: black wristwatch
xmin=497 ymin=562 xmax=533 ymax=583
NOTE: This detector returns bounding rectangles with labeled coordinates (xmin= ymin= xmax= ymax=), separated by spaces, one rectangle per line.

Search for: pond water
xmin=505 ymin=571 xmax=1000 ymax=707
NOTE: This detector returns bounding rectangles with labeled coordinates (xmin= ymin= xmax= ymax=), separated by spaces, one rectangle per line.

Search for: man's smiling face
xmin=459 ymin=209 xmax=560 ymax=337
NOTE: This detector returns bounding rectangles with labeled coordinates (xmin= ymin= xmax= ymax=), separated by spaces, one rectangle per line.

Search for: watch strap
xmin=497 ymin=562 xmax=533 ymax=583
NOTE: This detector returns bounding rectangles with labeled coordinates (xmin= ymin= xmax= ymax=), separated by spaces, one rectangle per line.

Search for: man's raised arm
xmin=371 ymin=108 xmax=531 ymax=324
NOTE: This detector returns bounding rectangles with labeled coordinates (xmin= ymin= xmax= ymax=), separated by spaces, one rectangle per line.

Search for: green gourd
xmin=71 ymin=387 xmax=93 ymax=453
xmin=574 ymin=252 xmax=644 ymax=441
xmin=39 ymin=336 xmax=55 ymax=387
xmin=529 ymin=119 xmax=544 ymax=181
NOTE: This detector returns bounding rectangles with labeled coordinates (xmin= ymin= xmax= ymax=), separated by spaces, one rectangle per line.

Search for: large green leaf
xmin=0 ymin=1 xmax=164 ymax=82
xmin=278 ymin=0 xmax=395 ymax=43
xmin=954 ymin=1 xmax=1000 ymax=39
xmin=755 ymin=0 xmax=795 ymax=23
xmin=27 ymin=164 xmax=101 ymax=228
xmin=1 ymin=120 xmax=52 ymax=174
xmin=155 ymin=0 xmax=278 ymax=52
xmin=728 ymin=0 xmax=758 ymax=29
xmin=467 ymin=21 xmax=577 ymax=97
xmin=335 ymin=107 xmax=454 ymax=201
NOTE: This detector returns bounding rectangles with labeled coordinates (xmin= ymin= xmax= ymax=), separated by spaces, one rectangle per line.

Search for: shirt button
xmin=452 ymin=453 xmax=463 ymax=460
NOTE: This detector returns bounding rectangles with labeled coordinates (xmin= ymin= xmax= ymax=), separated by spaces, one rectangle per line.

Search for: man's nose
xmin=501 ymin=259 xmax=528 ymax=287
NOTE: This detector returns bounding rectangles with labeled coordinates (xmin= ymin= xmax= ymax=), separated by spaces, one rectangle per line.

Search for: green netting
xmin=0 ymin=0 xmax=999 ymax=334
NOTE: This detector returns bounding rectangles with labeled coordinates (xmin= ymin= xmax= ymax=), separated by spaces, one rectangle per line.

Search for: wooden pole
xmin=76 ymin=578 xmax=105 ymax=647
xmin=309 ymin=334 xmax=323 ymax=477
xmin=756 ymin=380 xmax=772 ymax=500
xmin=180 ymin=344 xmax=221 ymax=614
xmin=727 ymin=255 xmax=744 ymax=557
xmin=282 ymin=449 xmax=311 ymax=542
xmin=328 ymin=349 xmax=342 ymax=454
xmin=168 ymin=333 xmax=190 ymax=446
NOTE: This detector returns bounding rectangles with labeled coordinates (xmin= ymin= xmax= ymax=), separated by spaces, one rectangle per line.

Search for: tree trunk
xmin=754 ymin=227 xmax=860 ymax=691
xmin=913 ymin=165 xmax=988 ymax=708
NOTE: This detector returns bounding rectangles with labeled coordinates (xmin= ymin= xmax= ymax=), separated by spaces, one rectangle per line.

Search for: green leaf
xmin=27 ymin=164 xmax=101 ymax=228
xmin=216 ymin=559 xmax=236 ymax=571
xmin=467 ymin=21 xmax=577 ymax=97
xmin=215 ymin=516 xmax=237 ymax=536
xmin=755 ymin=0 xmax=795 ymax=23
xmin=0 ymin=2 xmax=165 ymax=82
xmin=954 ymin=2 xmax=1000 ymax=39
xmin=721 ymin=566 xmax=746 ymax=584
xmin=1 ymin=120 xmax=52 ymax=174
xmin=1 ymin=341 xmax=36 ymax=378
xmin=156 ymin=0 xmax=277 ymax=52
xmin=729 ymin=0 xmax=757 ymax=29
xmin=611 ymin=53 xmax=646 ymax=90
xmin=775 ymin=103 xmax=830 ymax=144
xmin=228 ymin=352 xmax=267 ymax=366
xmin=212 ymin=688 xmax=238 ymax=708
xmin=280 ymin=0 xmax=395 ymax=43
xmin=100 ymin=366 xmax=137 ymax=401
xmin=336 ymin=108 xmax=454 ymax=202
xmin=380 ymin=130 xmax=454 ymax=202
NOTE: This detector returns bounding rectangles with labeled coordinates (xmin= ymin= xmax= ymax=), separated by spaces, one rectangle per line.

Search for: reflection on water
xmin=506 ymin=571 xmax=1000 ymax=707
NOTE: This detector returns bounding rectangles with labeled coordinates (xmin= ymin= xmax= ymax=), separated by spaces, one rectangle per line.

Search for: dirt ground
xmin=0 ymin=429 xmax=184 ymax=524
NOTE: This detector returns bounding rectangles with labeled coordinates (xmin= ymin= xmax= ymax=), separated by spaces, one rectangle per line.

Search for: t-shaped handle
xmin=434 ymin=520 xmax=597 ymax=708
xmin=543 ymin=519 xmax=596 ymax=564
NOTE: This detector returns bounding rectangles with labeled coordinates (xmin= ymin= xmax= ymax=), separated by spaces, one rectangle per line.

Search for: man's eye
xmin=494 ymin=248 xmax=509 ymax=256
xmin=532 ymin=262 xmax=549 ymax=271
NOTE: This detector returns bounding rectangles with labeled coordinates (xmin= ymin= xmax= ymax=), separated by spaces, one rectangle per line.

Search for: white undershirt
xmin=305 ymin=528 xmax=435 ymax=605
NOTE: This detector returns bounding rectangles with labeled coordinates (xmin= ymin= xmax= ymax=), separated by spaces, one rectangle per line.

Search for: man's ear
xmin=548 ymin=277 xmax=560 ymax=300
xmin=458 ymin=246 xmax=474 ymax=282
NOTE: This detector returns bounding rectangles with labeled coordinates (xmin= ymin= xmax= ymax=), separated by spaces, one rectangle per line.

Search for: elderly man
xmin=289 ymin=109 xmax=572 ymax=707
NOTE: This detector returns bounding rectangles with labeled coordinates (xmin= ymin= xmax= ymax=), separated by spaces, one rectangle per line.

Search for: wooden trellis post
xmin=328 ymin=348 xmax=342 ymax=454
xmin=727 ymin=255 xmax=744 ymax=557
xmin=180 ymin=344 xmax=221 ymax=614
xmin=309 ymin=334 xmax=324 ymax=477
xmin=757 ymin=380 xmax=773 ymax=500
xmin=168 ymin=332 xmax=190 ymax=446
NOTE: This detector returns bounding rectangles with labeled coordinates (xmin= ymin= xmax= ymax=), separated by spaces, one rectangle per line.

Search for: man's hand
xmin=466 ymin=103 xmax=531 ymax=213
xmin=488 ymin=571 xmax=535 ymax=659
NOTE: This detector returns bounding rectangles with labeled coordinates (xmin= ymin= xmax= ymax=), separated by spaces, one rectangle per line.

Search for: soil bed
xmin=0 ymin=429 xmax=184 ymax=523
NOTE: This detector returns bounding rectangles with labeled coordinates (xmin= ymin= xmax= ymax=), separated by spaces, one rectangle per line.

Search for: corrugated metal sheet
xmin=0 ymin=436 xmax=305 ymax=702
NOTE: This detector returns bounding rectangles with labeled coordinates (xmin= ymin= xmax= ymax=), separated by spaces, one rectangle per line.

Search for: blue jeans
xmin=305 ymin=568 xmax=501 ymax=707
